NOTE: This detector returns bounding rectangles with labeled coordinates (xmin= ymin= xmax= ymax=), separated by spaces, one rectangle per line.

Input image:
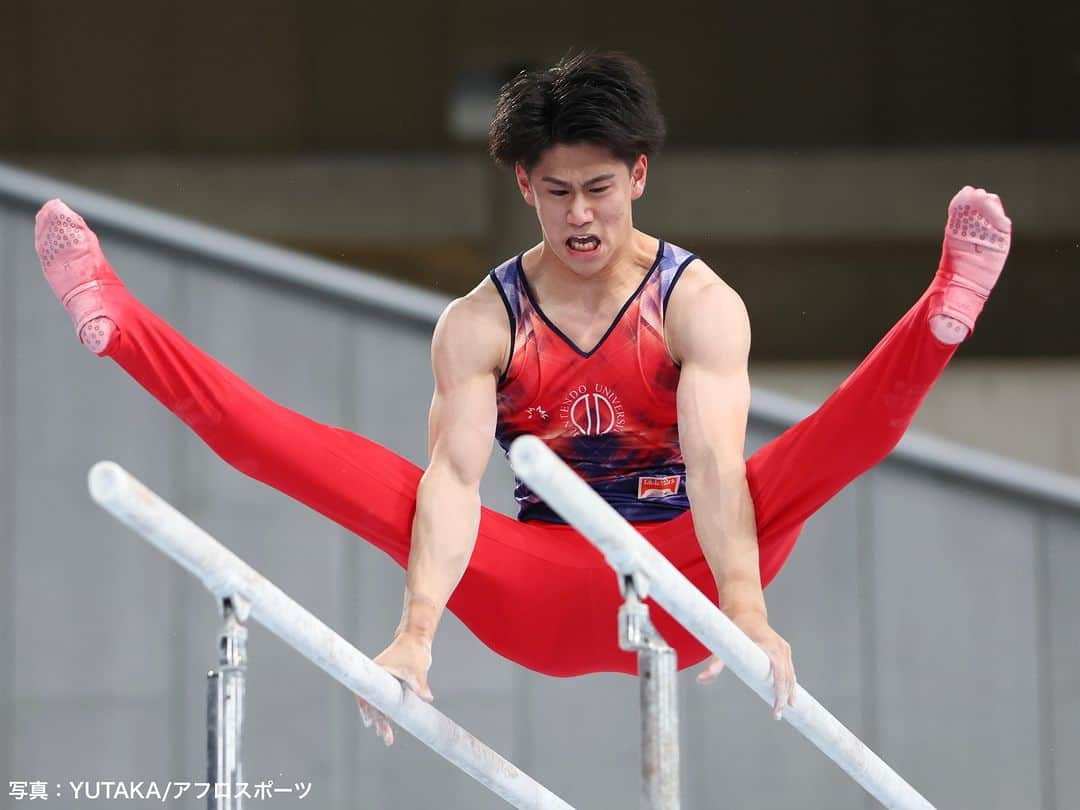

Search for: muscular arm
xmin=667 ymin=263 xmax=796 ymax=718
xmin=667 ymin=272 xmax=763 ymax=622
xmin=398 ymin=296 xmax=502 ymax=643
xmin=356 ymin=289 xmax=506 ymax=744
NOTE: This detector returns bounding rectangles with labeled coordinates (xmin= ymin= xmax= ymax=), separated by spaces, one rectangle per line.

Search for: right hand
xmin=354 ymin=631 xmax=434 ymax=746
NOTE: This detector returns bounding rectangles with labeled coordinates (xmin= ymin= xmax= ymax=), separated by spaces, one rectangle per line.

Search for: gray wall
xmin=2 ymin=168 xmax=1079 ymax=809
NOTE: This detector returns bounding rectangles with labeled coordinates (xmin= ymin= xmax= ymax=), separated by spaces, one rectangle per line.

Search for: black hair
xmin=488 ymin=51 xmax=667 ymax=173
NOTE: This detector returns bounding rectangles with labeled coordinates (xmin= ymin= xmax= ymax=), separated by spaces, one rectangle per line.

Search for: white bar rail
xmin=508 ymin=436 xmax=935 ymax=810
xmin=87 ymin=460 xmax=575 ymax=810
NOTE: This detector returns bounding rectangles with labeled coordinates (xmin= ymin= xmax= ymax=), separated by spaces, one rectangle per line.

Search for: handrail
xmin=509 ymin=435 xmax=935 ymax=810
xmin=0 ymin=163 xmax=446 ymax=325
xmin=87 ymin=460 xmax=575 ymax=810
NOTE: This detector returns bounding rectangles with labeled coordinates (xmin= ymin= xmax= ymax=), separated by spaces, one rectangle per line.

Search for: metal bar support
xmin=207 ymin=596 xmax=248 ymax=810
xmin=618 ymin=581 xmax=681 ymax=810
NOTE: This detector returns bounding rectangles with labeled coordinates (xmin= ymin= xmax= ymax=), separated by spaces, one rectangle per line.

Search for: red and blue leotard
xmin=491 ymin=240 xmax=699 ymax=523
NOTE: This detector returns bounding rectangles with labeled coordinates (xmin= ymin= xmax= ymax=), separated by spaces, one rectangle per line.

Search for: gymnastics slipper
xmin=929 ymin=186 xmax=1012 ymax=344
xmin=35 ymin=199 xmax=122 ymax=355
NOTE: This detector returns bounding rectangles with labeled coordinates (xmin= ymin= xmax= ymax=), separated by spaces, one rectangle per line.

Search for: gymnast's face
xmin=515 ymin=143 xmax=647 ymax=278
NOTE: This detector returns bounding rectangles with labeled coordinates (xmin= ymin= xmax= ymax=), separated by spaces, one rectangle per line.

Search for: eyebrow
xmin=539 ymin=173 xmax=616 ymax=187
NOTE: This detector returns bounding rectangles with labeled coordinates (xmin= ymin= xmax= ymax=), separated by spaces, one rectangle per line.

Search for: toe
xmin=978 ymin=190 xmax=1011 ymax=233
xmin=37 ymin=198 xmax=68 ymax=223
xmin=987 ymin=203 xmax=1012 ymax=234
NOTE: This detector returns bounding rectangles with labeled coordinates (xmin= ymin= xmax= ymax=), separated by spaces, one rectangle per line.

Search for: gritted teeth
xmin=567 ymin=236 xmax=600 ymax=251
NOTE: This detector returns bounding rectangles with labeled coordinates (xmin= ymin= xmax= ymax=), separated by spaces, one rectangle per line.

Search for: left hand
xmin=696 ymin=614 xmax=797 ymax=720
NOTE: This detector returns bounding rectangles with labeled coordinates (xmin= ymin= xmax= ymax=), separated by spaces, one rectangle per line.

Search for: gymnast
xmin=34 ymin=51 xmax=1011 ymax=746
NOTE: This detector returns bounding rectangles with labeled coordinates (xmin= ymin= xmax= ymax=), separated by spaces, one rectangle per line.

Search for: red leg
xmin=746 ymin=283 xmax=957 ymax=585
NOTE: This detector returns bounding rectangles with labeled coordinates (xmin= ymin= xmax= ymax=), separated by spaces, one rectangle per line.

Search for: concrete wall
xmin=755 ymin=360 xmax=1080 ymax=479
xmin=2 ymin=169 xmax=1080 ymax=809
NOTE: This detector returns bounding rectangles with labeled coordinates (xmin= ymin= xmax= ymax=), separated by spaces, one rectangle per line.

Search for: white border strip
xmin=87 ymin=460 xmax=574 ymax=810
xmin=509 ymin=435 xmax=935 ymax=810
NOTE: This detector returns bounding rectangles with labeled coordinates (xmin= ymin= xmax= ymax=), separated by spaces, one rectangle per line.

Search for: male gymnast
xmin=34 ymin=51 xmax=1011 ymax=747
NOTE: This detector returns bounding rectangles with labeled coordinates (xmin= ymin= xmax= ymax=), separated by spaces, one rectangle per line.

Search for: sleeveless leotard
xmin=491 ymin=240 xmax=699 ymax=522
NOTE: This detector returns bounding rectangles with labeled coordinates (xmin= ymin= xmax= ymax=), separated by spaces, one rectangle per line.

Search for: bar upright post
xmin=619 ymin=585 xmax=680 ymax=810
xmin=207 ymin=597 xmax=247 ymax=810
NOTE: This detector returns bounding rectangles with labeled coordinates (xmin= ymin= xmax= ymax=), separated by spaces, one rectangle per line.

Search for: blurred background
xmin=3 ymin=1 xmax=1080 ymax=467
xmin=1 ymin=2 xmax=1078 ymax=808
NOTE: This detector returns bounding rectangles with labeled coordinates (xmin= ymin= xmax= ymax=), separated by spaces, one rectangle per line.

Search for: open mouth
xmin=566 ymin=236 xmax=601 ymax=254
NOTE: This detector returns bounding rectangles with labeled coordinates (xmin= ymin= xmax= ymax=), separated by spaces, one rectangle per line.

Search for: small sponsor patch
xmin=637 ymin=475 xmax=681 ymax=499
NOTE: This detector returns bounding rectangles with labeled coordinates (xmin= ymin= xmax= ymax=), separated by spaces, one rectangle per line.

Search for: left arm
xmin=666 ymin=263 xmax=796 ymax=719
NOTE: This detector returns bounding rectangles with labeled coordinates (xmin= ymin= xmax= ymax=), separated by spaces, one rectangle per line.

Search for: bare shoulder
xmin=667 ymin=258 xmax=746 ymax=318
xmin=432 ymin=277 xmax=511 ymax=382
xmin=664 ymin=258 xmax=750 ymax=366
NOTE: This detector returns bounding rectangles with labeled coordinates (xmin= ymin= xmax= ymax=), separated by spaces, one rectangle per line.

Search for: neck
xmin=529 ymin=230 xmax=658 ymax=311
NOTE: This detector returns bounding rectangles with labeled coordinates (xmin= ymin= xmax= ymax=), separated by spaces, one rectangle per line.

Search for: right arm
xmin=398 ymin=293 xmax=503 ymax=661
xmin=355 ymin=290 xmax=507 ymax=744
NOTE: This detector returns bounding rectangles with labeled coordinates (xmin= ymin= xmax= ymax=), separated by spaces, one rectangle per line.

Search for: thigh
xmin=452 ymin=513 xmax=634 ymax=675
xmin=105 ymin=285 xmax=426 ymax=560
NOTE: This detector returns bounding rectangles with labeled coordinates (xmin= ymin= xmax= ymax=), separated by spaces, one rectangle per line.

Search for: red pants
xmin=101 ymin=279 xmax=957 ymax=677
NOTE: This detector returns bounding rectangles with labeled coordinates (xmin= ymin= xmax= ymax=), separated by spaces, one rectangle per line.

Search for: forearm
xmin=686 ymin=460 xmax=767 ymax=621
xmin=397 ymin=464 xmax=481 ymax=642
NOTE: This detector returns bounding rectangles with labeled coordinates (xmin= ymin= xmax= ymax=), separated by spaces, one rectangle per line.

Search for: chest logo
xmin=560 ymin=383 xmax=625 ymax=436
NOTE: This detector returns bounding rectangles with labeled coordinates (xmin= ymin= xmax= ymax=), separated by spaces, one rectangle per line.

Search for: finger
xmin=776 ymin=658 xmax=796 ymax=716
xmin=382 ymin=666 xmax=433 ymax=702
xmin=376 ymin=716 xmax=394 ymax=747
xmin=771 ymin=658 xmax=786 ymax=720
xmin=355 ymin=698 xmax=372 ymax=727
xmin=696 ymin=656 xmax=726 ymax=683
xmin=404 ymin=673 xmax=434 ymax=703
xmin=416 ymin=679 xmax=434 ymax=703
xmin=773 ymin=660 xmax=781 ymax=717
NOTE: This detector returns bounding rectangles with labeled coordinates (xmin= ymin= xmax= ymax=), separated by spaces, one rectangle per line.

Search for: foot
xmin=929 ymin=186 xmax=1012 ymax=344
xmin=35 ymin=199 xmax=123 ymax=355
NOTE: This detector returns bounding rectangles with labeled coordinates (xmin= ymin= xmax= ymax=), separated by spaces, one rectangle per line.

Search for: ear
xmin=629 ymin=155 xmax=648 ymax=201
xmin=514 ymin=163 xmax=536 ymax=207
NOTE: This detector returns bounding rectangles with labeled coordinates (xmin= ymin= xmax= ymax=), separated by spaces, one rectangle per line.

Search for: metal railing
xmin=87 ymin=460 xmax=574 ymax=810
